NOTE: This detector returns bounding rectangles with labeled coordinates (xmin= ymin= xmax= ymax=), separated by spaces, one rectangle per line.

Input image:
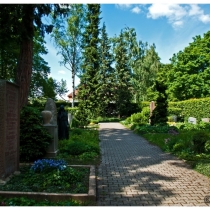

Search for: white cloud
xmin=173 ymin=20 xmax=183 ymax=27
xmin=147 ymin=4 xmax=210 ymax=29
xmin=131 ymin=6 xmax=141 ymax=14
xmin=188 ymin=4 xmax=203 ymax=16
xmin=116 ymin=4 xmax=132 ymax=10
xmin=199 ymin=14 xmax=210 ymax=23
xmin=58 ymin=70 xmax=66 ymax=74
xmin=189 ymin=4 xmax=210 ymax=23
xmin=147 ymin=4 xmax=187 ymax=28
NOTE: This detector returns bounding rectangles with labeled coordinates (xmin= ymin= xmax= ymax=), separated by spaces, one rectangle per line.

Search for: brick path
xmin=96 ymin=122 xmax=210 ymax=206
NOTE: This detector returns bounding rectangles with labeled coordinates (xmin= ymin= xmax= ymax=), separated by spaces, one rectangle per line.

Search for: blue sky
xmin=40 ymin=2 xmax=210 ymax=99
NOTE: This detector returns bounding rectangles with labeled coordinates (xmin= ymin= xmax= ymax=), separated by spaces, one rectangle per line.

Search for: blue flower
xmin=30 ymin=159 xmax=67 ymax=172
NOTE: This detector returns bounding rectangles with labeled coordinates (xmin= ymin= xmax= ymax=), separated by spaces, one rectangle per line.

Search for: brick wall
xmin=0 ymin=80 xmax=19 ymax=179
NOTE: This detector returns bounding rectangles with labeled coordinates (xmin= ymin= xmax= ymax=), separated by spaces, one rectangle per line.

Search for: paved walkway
xmin=96 ymin=122 xmax=210 ymax=206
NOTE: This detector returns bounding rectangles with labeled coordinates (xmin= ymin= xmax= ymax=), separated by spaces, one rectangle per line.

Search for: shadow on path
xmin=97 ymin=123 xmax=210 ymax=206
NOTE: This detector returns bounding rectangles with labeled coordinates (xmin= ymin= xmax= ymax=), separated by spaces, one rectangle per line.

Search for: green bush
xmin=20 ymin=106 xmax=52 ymax=162
xmin=141 ymin=107 xmax=150 ymax=121
xmin=131 ymin=112 xmax=142 ymax=124
xmin=125 ymin=116 xmax=131 ymax=124
xmin=192 ymin=131 xmax=209 ymax=154
xmin=130 ymin=108 xmax=150 ymax=125
xmin=139 ymin=101 xmax=150 ymax=110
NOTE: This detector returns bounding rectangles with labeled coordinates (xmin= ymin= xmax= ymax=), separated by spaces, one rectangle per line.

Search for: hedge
xmin=169 ymin=98 xmax=210 ymax=122
xmin=141 ymin=97 xmax=210 ymax=123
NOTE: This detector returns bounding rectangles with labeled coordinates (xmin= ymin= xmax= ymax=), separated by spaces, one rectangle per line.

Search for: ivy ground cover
xmin=0 ymin=159 xmax=89 ymax=194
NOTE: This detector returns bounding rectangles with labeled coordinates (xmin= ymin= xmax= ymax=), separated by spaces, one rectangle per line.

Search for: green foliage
xmin=150 ymin=81 xmax=168 ymax=125
xmin=0 ymin=196 xmax=82 ymax=206
xmin=133 ymin=124 xmax=172 ymax=135
xmin=0 ymin=165 xmax=89 ymax=194
xmin=161 ymin=31 xmax=210 ymax=101
xmin=194 ymin=162 xmax=210 ymax=177
xmin=55 ymin=101 xmax=70 ymax=113
xmin=139 ymin=98 xmax=210 ymax=124
xmin=140 ymin=101 xmax=150 ymax=109
xmin=130 ymin=107 xmax=150 ymax=124
xmin=51 ymin=5 xmax=86 ymax=107
xmin=78 ymin=4 xmax=101 ymax=118
xmin=28 ymin=97 xmax=47 ymax=112
xmin=89 ymin=119 xmax=99 ymax=124
xmin=29 ymin=31 xmax=51 ymax=98
xmin=96 ymin=116 xmax=122 ymax=122
xmin=167 ymin=107 xmax=182 ymax=116
xmin=169 ymin=97 xmax=210 ymax=123
xmin=124 ymin=116 xmax=131 ymax=124
xmin=98 ymin=23 xmax=116 ymax=117
xmin=20 ymin=106 xmax=52 ymax=162
xmin=60 ymin=141 xmax=99 ymax=156
xmin=192 ymin=131 xmax=209 ymax=154
xmin=75 ymin=108 xmax=90 ymax=127
xmin=177 ymin=121 xmax=210 ymax=131
xmin=66 ymin=107 xmax=79 ymax=114
xmin=120 ymin=27 xmax=160 ymax=103
xmin=57 ymin=128 xmax=100 ymax=164
xmin=71 ymin=117 xmax=81 ymax=128
xmin=112 ymin=30 xmax=133 ymax=117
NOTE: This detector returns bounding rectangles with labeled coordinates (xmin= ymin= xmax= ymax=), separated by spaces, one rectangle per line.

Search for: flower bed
xmin=0 ymin=159 xmax=96 ymax=202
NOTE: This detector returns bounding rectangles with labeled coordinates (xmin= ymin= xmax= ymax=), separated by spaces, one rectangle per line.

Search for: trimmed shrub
xmin=169 ymin=97 xmax=210 ymax=123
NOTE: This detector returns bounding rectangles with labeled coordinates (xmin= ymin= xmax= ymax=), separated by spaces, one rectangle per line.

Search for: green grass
xmin=142 ymin=130 xmax=210 ymax=178
xmin=57 ymin=128 xmax=101 ymax=165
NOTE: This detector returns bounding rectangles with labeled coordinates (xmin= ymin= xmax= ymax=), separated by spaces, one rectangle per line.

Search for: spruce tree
xmin=78 ymin=4 xmax=101 ymax=120
xmin=114 ymin=31 xmax=132 ymax=118
xmin=98 ymin=23 xmax=115 ymax=117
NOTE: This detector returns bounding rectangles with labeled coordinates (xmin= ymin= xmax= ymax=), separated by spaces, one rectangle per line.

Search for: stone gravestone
xmin=0 ymin=80 xmax=20 ymax=180
xmin=202 ymin=118 xmax=209 ymax=123
xmin=149 ymin=101 xmax=155 ymax=124
xmin=188 ymin=117 xmax=196 ymax=124
xmin=43 ymin=98 xmax=59 ymax=157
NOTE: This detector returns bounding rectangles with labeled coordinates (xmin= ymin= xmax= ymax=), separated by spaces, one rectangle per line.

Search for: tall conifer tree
xmin=98 ymin=23 xmax=115 ymax=117
xmin=114 ymin=31 xmax=132 ymax=117
xmin=78 ymin=4 xmax=101 ymax=120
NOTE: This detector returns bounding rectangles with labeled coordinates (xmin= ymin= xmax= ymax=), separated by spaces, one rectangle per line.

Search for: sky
xmin=39 ymin=1 xmax=210 ymax=100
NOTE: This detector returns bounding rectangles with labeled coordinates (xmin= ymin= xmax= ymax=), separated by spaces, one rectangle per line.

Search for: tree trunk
xmin=72 ymin=69 xmax=75 ymax=108
xmin=15 ymin=5 xmax=34 ymax=110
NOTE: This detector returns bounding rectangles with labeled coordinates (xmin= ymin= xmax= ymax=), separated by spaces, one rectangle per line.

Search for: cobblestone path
xmin=96 ymin=122 xmax=210 ymax=206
